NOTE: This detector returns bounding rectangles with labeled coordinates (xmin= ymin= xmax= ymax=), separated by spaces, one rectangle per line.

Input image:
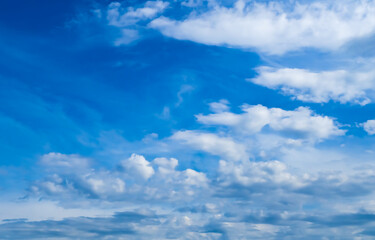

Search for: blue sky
xmin=2 ymin=0 xmax=375 ymax=239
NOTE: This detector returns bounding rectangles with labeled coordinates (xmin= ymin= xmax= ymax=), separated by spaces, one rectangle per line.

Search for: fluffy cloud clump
xmin=250 ymin=66 xmax=375 ymax=105
xmin=10 ymin=149 xmax=375 ymax=239
xmin=121 ymin=153 xmax=155 ymax=180
xmin=196 ymin=103 xmax=345 ymax=142
xmin=171 ymin=130 xmax=248 ymax=161
xmin=31 ymin=153 xmax=209 ymax=202
xmin=362 ymin=119 xmax=375 ymax=135
xmin=150 ymin=0 xmax=375 ymax=54
xmin=22 ymin=102 xmax=375 ymax=239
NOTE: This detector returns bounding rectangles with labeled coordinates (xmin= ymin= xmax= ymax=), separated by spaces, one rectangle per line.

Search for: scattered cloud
xmin=9 ymin=159 xmax=375 ymax=239
xmin=150 ymin=0 xmax=375 ymax=54
xmin=171 ymin=130 xmax=249 ymax=161
xmin=4 ymin=0 xmax=375 ymax=238
xmin=40 ymin=152 xmax=90 ymax=171
xmin=99 ymin=1 xmax=169 ymax=45
xmin=208 ymin=99 xmax=230 ymax=113
xmin=363 ymin=120 xmax=375 ymax=135
xmin=250 ymin=66 xmax=375 ymax=105
xmin=31 ymin=152 xmax=209 ymax=202
xmin=196 ymin=103 xmax=345 ymax=142
xmin=218 ymin=159 xmax=300 ymax=188
xmin=107 ymin=1 xmax=169 ymax=28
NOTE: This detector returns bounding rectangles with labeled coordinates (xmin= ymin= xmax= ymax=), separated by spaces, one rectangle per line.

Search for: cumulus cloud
xmin=216 ymin=156 xmax=375 ymax=203
xmin=183 ymin=168 xmax=208 ymax=186
xmin=18 ymin=148 xmax=375 ymax=239
xmin=32 ymin=170 xmax=126 ymax=199
xmin=197 ymin=103 xmax=345 ymax=142
xmin=171 ymin=130 xmax=249 ymax=161
xmin=7 ymin=1 xmax=375 ymax=239
xmin=218 ymin=160 xmax=301 ymax=188
xmin=121 ymin=153 xmax=155 ymax=180
xmin=150 ymin=0 xmax=375 ymax=54
xmin=17 ymin=161 xmax=375 ymax=239
xmin=250 ymin=66 xmax=375 ymax=105
xmin=363 ymin=119 xmax=375 ymax=135
xmin=31 ymin=153 xmax=208 ymax=202
xmin=153 ymin=157 xmax=178 ymax=175
xmin=82 ymin=172 xmax=126 ymax=196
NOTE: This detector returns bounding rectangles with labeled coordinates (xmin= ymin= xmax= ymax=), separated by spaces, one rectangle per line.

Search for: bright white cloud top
xmin=150 ymin=0 xmax=375 ymax=54
xmin=250 ymin=66 xmax=375 ymax=105
xmin=363 ymin=119 xmax=375 ymax=135
xmin=197 ymin=104 xmax=345 ymax=141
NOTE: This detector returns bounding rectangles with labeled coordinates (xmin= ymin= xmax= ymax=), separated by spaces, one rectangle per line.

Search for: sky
xmin=2 ymin=0 xmax=375 ymax=239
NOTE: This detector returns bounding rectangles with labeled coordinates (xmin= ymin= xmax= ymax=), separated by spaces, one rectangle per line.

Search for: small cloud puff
xmin=362 ymin=120 xmax=375 ymax=135
xmin=208 ymin=99 xmax=230 ymax=113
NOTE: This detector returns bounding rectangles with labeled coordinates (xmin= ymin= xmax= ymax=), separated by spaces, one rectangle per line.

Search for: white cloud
xmin=218 ymin=159 xmax=301 ymax=187
xmin=362 ymin=119 xmax=375 ymax=135
xmin=107 ymin=1 xmax=169 ymax=27
xmin=121 ymin=153 xmax=155 ymax=180
xmin=150 ymin=0 xmax=375 ymax=54
xmin=32 ymin=171 xmax=127 ymax=199
xmin=217 ymin=156 xmax=375 ymax=203
xmin=250 ymin=66 xmax=375 ymax=105
xmin=197 ymin=104 xmax=345 ymax=141
xmin=82 ymin=173 xmax=126 ymax=195
xmin=36 ymin=153 xmax=127 ymax=198
xmin=40 ymin=152 xmax=90 ymax=170
xmin=152 ymin=157 xmax=209 ymax=188
xmin=183 ymin=169 xmax=208 ymax=186
xmin=171 ymin=130 xmax=249 ymax=161
xmin=153 ymin=157 xmax=178 ymax=175
xmin=32 ymin=153 xmax=209 ymax=202
xmin=105 ymin=1 xmax=169 ymax=45
xmin=208 ymin=99 xmax=230 ymax=113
